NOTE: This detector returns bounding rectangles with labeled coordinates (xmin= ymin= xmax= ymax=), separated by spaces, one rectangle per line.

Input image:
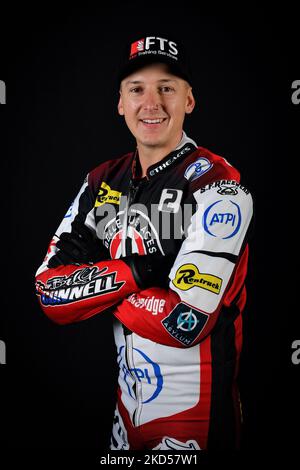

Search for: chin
xmin=139 ymin=136 xmax=166 ymax=148
xmin=142 ymin=141 xmax=164 ymax=148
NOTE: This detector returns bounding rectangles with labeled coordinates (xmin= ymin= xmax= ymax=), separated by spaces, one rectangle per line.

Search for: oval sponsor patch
xmin=184 ymin=157 xmax=213 ymax=182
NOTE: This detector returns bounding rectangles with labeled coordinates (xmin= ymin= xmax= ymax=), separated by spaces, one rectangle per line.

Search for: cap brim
xmin=118 ymin=55 xmax=191 ymax=86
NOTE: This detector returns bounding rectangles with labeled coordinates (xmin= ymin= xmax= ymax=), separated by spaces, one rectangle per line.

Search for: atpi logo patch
xmin=118 ymin=345 xmax=163 ymax=403
xmin=172 ymin=264 xmax=222 ymax=294
xmin=162 ymin=303 xmax=208 ymax=346
xmin=203 ymin=199 xmax=242 ymax=239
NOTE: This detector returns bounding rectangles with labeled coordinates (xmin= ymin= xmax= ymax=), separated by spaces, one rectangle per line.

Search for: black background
xmin=0 ymin=3 xmax=298 ymax=465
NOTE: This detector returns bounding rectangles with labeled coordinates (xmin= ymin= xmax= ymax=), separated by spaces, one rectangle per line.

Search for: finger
xmin=56 ymin=239 xmax=83 ymax=259
xmin=58 ymin=233 xmax=90 ymax=256
xmin=47 ymin=250 xmax=75 ymax=268
xmin=71 ymin=220 xmax=94 ymax=241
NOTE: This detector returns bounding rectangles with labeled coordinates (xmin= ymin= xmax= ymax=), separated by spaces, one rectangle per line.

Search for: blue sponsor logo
xmin=64 ymin=201 xmax=74 ymax=218
xmin=177 ymin=311 xmax=199 ymax=331
xmin=184 ymin=157 xmax=213 ymax=182
xmin=203 ymin=200 xmax=242 ymax=239
xmin=118 ymin=346 xmax=163 ymax=403
xmin=162 ymin=303 xmax=208 ymax=346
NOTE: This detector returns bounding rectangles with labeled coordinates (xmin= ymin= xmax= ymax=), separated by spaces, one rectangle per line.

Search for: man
xmin=35 ymin=34 xmax=253 ymax=450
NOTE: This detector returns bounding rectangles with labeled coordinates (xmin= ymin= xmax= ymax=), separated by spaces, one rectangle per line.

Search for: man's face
xmin=118 ymin=63 xmax=195 ymax=150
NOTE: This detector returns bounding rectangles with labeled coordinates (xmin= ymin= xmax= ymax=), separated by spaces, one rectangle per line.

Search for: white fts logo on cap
xmin=130 ymin=37 xmax=178 ymax=59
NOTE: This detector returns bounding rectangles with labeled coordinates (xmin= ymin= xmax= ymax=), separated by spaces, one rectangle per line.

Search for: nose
xmin=142 ymin=89 xmax=162 ymax=111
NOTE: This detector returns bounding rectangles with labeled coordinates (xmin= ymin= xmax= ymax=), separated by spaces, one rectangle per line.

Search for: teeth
xmin=142 ymin=119 xmax=164 ymax=124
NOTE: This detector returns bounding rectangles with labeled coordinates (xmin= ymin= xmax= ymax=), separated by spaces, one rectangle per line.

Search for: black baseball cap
xmin=117 ymin=35 xmax=192 ymax=87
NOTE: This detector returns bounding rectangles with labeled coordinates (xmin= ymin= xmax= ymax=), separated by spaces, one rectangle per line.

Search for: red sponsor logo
xmin=130 ymin=39 xmax=145 ymax=57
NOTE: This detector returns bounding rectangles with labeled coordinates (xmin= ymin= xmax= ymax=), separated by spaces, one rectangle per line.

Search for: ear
xmin=118 ymin=91 xmax=124 ymax=116
xmin=185 ymin=88 xmax=196 ymax=115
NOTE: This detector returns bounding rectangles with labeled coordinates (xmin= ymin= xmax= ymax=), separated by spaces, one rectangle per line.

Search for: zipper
xmin=121 ymin=179 xmax=141 ymax=257
xmin=123 ymin=178 xmax=145 ymax=427
xmin=123 ymin=329 xmax=143 ymax=427
xmin=133 ymin=374 xmax=143 ymax=426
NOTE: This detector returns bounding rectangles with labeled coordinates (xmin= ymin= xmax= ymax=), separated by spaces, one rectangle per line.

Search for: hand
xmin=48 ymin=220 xmax=108 ymax=268
xmin=124 ymin=253 xmax=175 ymax=289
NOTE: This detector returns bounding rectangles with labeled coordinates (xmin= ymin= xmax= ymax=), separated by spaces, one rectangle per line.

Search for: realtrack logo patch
xmin=162 ymin=303 xmax=208 ymax=346
xmin=94 ymin=182 xmax=122 ymax=207
xmin=36 ymin=266 xmax=124 ymax=306
xmin=172 ymin=263 xmax=222 ymax=294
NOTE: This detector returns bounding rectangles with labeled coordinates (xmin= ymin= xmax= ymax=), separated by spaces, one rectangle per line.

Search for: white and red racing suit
xmin=35 ymin=132 xmax=253 ymax=450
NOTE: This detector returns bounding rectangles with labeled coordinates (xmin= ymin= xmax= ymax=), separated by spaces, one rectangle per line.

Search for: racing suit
xmin=35 ymin=132 xmax=253 ymax=450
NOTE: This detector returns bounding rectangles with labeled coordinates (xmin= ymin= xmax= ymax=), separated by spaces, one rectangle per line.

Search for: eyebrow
xmin=124 ymin=78 xmax=177 ymax=86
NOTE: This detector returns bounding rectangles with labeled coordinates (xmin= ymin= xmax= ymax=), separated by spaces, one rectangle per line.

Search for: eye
xmin=160 ymin=86 xmax=175 ymax=93
xmin=129 ymin=86 xmax=143 ymax=94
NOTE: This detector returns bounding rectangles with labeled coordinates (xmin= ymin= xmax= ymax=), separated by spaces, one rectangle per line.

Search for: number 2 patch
xmin=158 ymin=189 xmax=183 ymax=213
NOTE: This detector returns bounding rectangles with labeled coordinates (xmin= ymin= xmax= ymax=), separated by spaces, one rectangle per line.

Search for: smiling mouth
xmin=140 ymin=118 xmax=167 ymax=125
